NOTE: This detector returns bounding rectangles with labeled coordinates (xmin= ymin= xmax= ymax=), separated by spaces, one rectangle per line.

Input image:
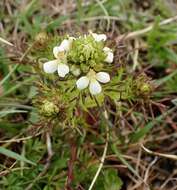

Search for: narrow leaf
xmin=111 ymin=144 xmax=142 ymax=180
xmin=0 ymin=147 xmax=36 ymax=165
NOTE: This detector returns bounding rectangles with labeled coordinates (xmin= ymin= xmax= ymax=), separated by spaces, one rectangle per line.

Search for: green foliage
xmin=147 ymin=22 xmax=177 ymax=65
xmin=105 ymin=71 xmax=152 ymax=102
xmin=165 ymin=73 xmax=177 ymax=92
xmin=104 ymin=169 xmax=123 ymax=190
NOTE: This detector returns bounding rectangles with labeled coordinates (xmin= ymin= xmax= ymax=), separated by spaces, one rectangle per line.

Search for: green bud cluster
xmin=67 ymin=35 xmax=106 ymax=73
xmin=135 ymin=74 xmax=152 ymax=97
xmin=40 ymin=100 xmax=59 ymax=117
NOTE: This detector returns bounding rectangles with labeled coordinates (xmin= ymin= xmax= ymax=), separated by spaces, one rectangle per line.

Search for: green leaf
xmin=104 ymin=169 xmax=123 ymax=190
xmin=0 ymin=147 xmax=36 ymax=165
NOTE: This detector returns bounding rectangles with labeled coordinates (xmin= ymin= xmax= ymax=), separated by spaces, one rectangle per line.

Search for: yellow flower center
xmin=87 ymin=69 xmax=96 ymax=82
xmin=57 ymin=51 xmax=65 ymax=59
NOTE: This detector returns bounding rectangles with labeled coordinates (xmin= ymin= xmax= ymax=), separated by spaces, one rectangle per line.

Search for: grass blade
xmin=0 ymin=64 xmax=19 ymax=86
xmin=0 ymin=147 xmax=36 ymax=165
xmin=111 ymin=144 xmax=142 ymax=180
xmin=0 ymin=110 xmax=28 ymax=118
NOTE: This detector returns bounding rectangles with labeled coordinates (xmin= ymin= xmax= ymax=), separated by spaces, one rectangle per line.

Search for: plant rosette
xmin=32 ymin=31 xmax=152 ymax=124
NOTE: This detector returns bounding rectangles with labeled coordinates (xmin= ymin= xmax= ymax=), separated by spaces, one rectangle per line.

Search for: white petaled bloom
xmin=58 ymin=37 xmax=75 ymax=52
xmin=76 ymin=70 xmax=110 ymax=95
xmin=103 ymin=47 xmax=114 ymax=63
xmin=43 ymin=37 xmax=75 ymax=77
xmin=90 ymin=32 xmax=107 ymax=42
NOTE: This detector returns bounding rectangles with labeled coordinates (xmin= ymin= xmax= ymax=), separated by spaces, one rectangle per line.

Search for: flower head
xmin=43 ymin=37 xmax=74 ymax=77
xmin=90 ymin=31 xmax=107 ymax=42
xmin=76 ymin=69 xmax=110 ymax=95
xmin=43 ymin=33 xmax=114 ymax=83
xmin=103 ymin=47 xmax=114 ymax=63
xmin=67 ymin=35 xmax=106 ymax=69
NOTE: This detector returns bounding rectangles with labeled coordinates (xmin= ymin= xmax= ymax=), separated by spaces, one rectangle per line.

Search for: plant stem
xmin=117 ymin=15 xmax=177 ymax=40
xmin=88 ymin=110 xmax=109 ymax=190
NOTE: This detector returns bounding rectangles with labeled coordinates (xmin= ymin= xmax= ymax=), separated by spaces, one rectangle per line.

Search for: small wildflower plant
xmin=32 ymin=31 xmax=152 ymax=126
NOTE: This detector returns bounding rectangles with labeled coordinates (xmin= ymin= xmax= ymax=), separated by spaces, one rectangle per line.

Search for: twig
xmin=141 ymin=144 xmax=177 ymax=160
xmin=132 ymin=39 xmax=139 ymax=71
xmin=117 ymin=15 xmax=177 ymax=41
xmin=0 ymin=37 xmax=14 ymax=46
xmin=88 ymin=110 xmax=109 ymax=190
xmin=143 ymin=157 xmax=157 ymax=186
xmin=0 ymin=166 xmax=30 ymax=176
xmin=135 ymin=145 xmax=142 ymax=175
xmin=127 ymin=156 xmax=157 ymax=190
xmin=20 ymin=43 xmax=34 ymax=62
xmin=160 ymin=174 xmax=177 ymax=189
xmin=0 ymin=132 xmax=42 ymax=143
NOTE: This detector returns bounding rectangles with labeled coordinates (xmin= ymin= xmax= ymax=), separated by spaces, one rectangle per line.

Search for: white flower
xmin=60 ymin=37 xmax=75 ymax=51
xmin=90 ymin=32 xmax=107 ymax=42
xmin=53 ymin=37 xmax=75 ymax=56
xmin=43 ymin=37 xmax=75 ymax=77
xmin=103 ymin=47 xmax=114 ymax=63
xmin=76 ymin=70 xmax=110 ymax=95
xmin=43 ymin=49 xmax=69 ymax=77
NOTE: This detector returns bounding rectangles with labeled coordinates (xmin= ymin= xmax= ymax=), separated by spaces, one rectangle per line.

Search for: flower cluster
xmin=43 ymin=32 xmax=114 ymax=95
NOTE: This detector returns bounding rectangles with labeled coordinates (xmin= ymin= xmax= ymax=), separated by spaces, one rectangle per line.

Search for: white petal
xmin=60 ymin=39 xmax=71 ymax=51
xmin=91 ymin=33 xmax=107 ymax=42
xmin=103 ymin=47 xmax=111 ymax=53
xmin=96 ymin=72 xmax=110 ymax=83
xmin=76 ymin=76 xmax=89 ymax=90
xmin=105 ymin=52 xmax=114 ymax=63
xmin=53 ymin=46 xmax=65 ymax=58
xmin=103 ymin=47 xmax=114 ymax=63
xmin=89 ymin=80 xmax=102 ymax=95
xmin=43 ymin=60 xmax=58 ymax=73
xmin=69 ymin=37 xmax=76 ymax=41
xmin=57 ymin=64 xmax=69 ymax=77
